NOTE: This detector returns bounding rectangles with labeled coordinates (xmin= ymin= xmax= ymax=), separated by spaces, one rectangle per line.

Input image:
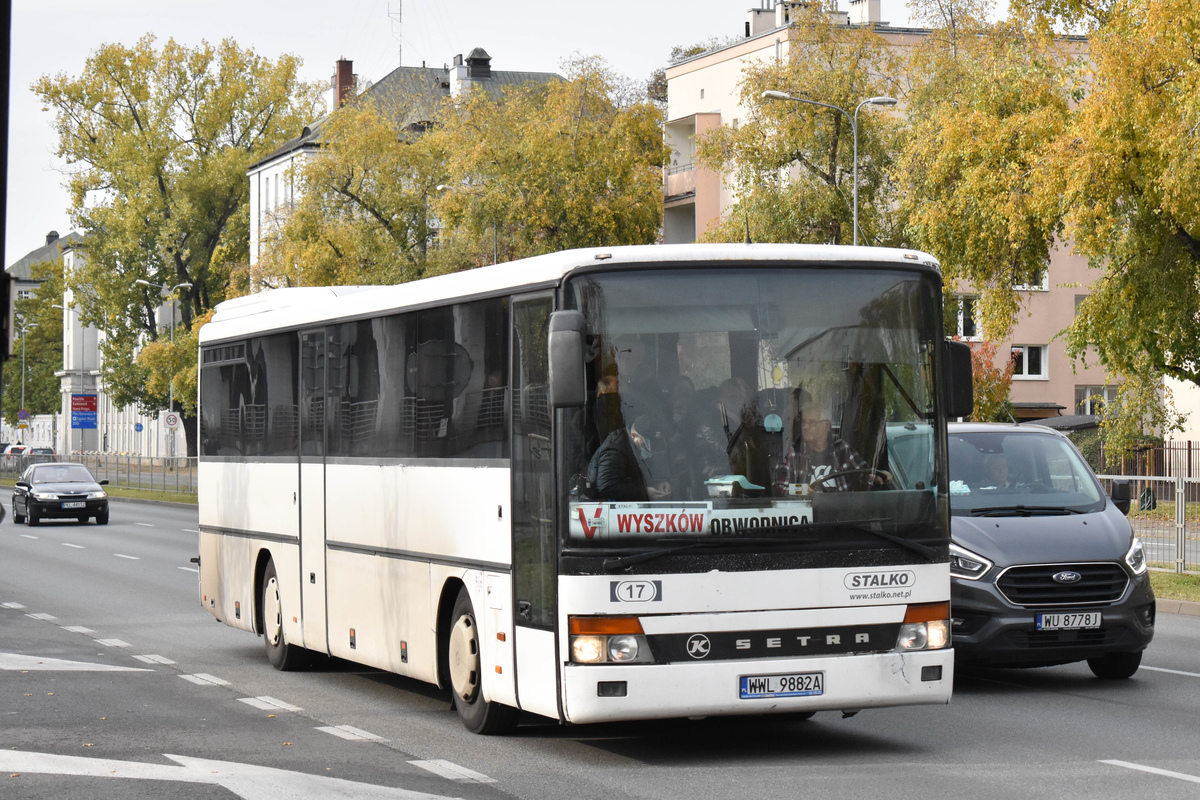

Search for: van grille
xmin=996 ymin=563 xmax=1128 ymax=607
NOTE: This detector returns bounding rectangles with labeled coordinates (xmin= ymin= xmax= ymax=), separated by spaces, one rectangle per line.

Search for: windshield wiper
xmin=968 ymin=505 xmax=1083 ymax=517
xmin=838 ymin=524 xmax=941 ymax=561
xmin=601 ymin=535 xmax=820 ymax=572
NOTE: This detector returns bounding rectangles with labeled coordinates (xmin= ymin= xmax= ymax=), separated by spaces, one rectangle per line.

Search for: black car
xmin=947 ymin=423 xmax=1154 ymax=679
xmin=12 ymin=462 xmax=110 ymax=526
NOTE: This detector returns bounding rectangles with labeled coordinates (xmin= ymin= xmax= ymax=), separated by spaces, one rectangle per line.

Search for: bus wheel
xmin=447 ymin=588 xmax=520 ymax=734
xmin=262 ymin=558 xmax=308 ymax=671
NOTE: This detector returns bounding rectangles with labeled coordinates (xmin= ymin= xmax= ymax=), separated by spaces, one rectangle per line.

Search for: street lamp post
xmin=762 ymin=90 xmax=897 ymax=246
xmin=52 ymin=303 xmax=83 ymax=455
xmin=16 ymin=316 xmax=37 ymax=429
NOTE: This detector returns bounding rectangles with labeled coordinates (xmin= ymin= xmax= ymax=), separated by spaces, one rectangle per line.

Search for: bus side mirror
xmin=548 ymin=310 xmax=586 ymax=408
xmin=943 ymin=339 xmax=973 ymax=420
xmin=1110 ymin=478 xmax=1131 ymax=515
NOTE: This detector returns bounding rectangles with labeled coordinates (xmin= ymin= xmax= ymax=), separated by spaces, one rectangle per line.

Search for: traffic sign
xmin=135 ymin=423 xmax=144 ymax=433
xmin=71 ymin=394 xmax=98 ymax=430
xmin=17 ymin=409 xmax=28 ymax=421
xmin=165 ymin=412 xmax=181 ymax=429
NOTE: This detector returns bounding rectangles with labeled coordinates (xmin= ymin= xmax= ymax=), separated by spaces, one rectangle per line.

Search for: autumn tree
xmin=255 ymin=79 xmax=450 ymax=288
xmin=897 ymin=0 xmax=1075 ymax=339
xmin=34 ymin=36 xmax=324 ymax=454
xmin=2 ymin=260 xmax=65 ymax=427
xmin=965 ymin=339 xmax=1017 ymax=422
xmin=432 ymin=56 xmax=667 ymax=265
xmin=695 ymin=5 xmax=903 ymax=246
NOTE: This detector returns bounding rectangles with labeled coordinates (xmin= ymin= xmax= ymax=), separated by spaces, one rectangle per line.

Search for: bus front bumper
xmin=560 ymin=648 xmax=953 ymax=724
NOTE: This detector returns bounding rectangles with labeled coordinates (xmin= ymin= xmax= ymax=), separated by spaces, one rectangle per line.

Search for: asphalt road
xmin=4 ymin=498 xmax=1200 ymax=799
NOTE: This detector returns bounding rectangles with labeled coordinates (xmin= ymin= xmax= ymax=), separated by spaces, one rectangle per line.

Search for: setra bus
xmin=196 ymin=243 xmax=973 ymax=733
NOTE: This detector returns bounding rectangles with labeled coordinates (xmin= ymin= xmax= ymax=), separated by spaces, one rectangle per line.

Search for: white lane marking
xmin=183 ymin=528 xmax=199 ymax=533
xmin=61 ymin=626 xmax=96 ymax=634
xmin=180 ymin=673 xmax=230 ymax=686
xmin=94 ymin=638 xmax=132 ymax=648
xmin=0 ymin=750 xmax=460 ymax=799
xmin=239 ymin=696 xmax=303 ymax=712
xmin=19 ymin=534 xmax=38 ymax=539
xmin=135 ymin=522 xmax=155 ymax=527
xmin=178 ymin=566 xmax=199 ymax=573
xmin=408 ymin=760 xmax=496 ymax=783
xmin=1141 ymin=665 xmax=1200 ymax=678
xmin=2 ymin=602 xmax=26 ymax=609
xmin=62 ymin=542 xmax=85 ymax=549
xmin=0 ymin=653 xmax=151 ymax=672
xmin=25 ymin=612 xmax=57 ymax=621
xmin=1101 ymin=760 xmax=1200 ymax=785
xmin=133 ymin=654 xmax=176 ymax=665
xmin=316 ymin=725 xmax=387 ymax=741
xmin=114 ymin=553 xmax=141 ymax=560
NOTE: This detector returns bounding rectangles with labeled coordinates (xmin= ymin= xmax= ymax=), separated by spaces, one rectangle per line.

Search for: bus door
xmin=511 ymin=294 xmax=560 ymax=719
xmin=298 ymin=329 xmax=329 ymax=653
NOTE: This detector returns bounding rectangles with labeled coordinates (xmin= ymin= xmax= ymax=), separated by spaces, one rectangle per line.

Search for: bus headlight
xmin=897 ymin=602 xmax=951 ymax=651
xmin=568 ymin=616 xmax=654 ymax=664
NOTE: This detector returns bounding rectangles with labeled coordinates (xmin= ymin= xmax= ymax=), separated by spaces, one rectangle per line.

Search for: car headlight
xmin=32 ymin=491 xmax=57 ymax=501
xmin=1125 ymin=537 xmax=1148 ymax=575
xmin=568 ymin=616 xmax=654 ymax=664
xmin=949 ymin=542 xmax=993 ymax=580
xmin=87 ymin=491 xmax=107 ymax=500
xmin=896 ymin=602 xmax=951 ymax=651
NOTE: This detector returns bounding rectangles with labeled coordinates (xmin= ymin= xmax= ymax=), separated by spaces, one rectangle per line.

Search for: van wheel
xmin=447 ymin=588 xmax=520 ymax=734
xmin=262 ymin=558 xmax=308 ymax=671
xmin=1087 ymin=651 xmax=1142 ymax=679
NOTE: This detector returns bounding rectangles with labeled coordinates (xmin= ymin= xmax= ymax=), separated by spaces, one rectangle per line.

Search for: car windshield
xmin=559 ymin=265 xmax=947 ymax=568
xmin=948 ymin=429 xmax=1105 ymax=515
xmin=32 ymin=465 xmax=96 ymax=484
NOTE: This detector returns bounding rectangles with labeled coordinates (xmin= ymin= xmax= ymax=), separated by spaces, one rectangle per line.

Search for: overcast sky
xmin=5 ymin=0 xmax=915 ymax=267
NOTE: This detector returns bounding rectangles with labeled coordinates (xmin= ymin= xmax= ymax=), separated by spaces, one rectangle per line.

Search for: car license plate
xmin=1036 ymin=611 xmax=1101 ymax=630
xmin=62 ymin=502 xmax=86 ymax=509
xmin=740 ymin=671 xmax=824 ymax=699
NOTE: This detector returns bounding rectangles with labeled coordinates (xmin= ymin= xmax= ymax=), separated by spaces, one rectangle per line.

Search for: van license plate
xmin=740 ymin=672 xmax=824 ymax=699
xmin=1036 ymin=612 xmax=1101 ymax=630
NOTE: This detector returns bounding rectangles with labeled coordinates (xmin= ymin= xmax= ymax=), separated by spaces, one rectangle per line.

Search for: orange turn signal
xmin=904 ymin=602 xmax=950 ymax=624
xmin=568 ymin=616 xmax=644 ymax=635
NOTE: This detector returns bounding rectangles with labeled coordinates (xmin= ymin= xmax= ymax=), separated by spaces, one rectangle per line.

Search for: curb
xmin=1156 ymin=598 xmax=1200 ymax=617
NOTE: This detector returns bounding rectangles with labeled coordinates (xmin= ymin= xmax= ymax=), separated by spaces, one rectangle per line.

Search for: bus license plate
xmin=62 ymin=502 xmax=86 ymax=509
xmin=1037 ymin=612 xmax=1101 ymax=630
xmin=740 ymin=672 xmax=824 ymax=699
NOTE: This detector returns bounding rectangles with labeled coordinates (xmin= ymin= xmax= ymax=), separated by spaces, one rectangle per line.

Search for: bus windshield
xmin=562 ymin=265 xmax=947 ymax=565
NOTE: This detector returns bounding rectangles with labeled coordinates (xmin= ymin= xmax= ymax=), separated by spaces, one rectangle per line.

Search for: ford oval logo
xmin=1052 ymin=570 xmax=1083 ymax=584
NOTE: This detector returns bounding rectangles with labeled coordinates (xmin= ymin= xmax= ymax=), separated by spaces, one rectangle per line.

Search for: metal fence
xmin=0 ymin=454 xmax=197 ymax=495
xmin=1097 ymin=474 xmax=1200 ymax=574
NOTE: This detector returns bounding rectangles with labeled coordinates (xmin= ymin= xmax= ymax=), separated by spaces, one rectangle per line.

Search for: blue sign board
xmin=135 ymin=423 xmax=144 ymax=433
xmin=71 ymin=394 xmax=98 ymax=430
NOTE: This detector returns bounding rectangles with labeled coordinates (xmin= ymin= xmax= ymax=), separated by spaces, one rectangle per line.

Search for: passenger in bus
xmin=588 ymin=413 xmax=673 ymax=501
xmin=689 ymin=378 xmax=771 ymax=492
xmin=777 ymin=400 xmax=872 ymax=493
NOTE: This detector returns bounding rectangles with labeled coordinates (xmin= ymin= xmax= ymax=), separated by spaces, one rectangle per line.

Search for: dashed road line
xmin=25 ymin=612 xmax=57 ymax=621
xmin=114 ymin=553 xmax=141 ymax=560
xmin=409 ymin=759 xmax=496 ymax=783
xmin=135 ymin=522 xmax=155 ymax=527
xmin=181 ymin=673 xmax=230 ymax=686
xmin=239 ymin=696 xmax=303 ymax=712
xmin=1142 ymin=665 xmax=1200 ymax=678
xmin=183 ymin=528 xmax=199 ymax=533
xmin=62 ymin=542 xmax=85 ymax=549
xmin=178 ymin=566 xmax=199 ymax=573
xmin=316 ymin=725 xmax=386 ymax=741
xmin=133 ymin=654 xmax=176 ymax=665
xmin=2 ymin=602 xmax=26 ymax=609
xmin=1101 ymin=760 xmax=1200 ymax=785
xmin=94 ymin=638 xmax=132 ymax=648
xmin=61 ymin=626 xmax=96 ymax=634
xmin=19 ymin=534 xmax=38 ymax=539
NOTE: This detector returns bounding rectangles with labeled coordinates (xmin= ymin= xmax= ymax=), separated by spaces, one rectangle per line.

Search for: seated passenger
xmin=777 ymin=401 xmax=871 ymax=493
xmin=980 ymin=453 xmax=1014 ymax=489
xmin=588 ymin=413 xmax=673 ymax=501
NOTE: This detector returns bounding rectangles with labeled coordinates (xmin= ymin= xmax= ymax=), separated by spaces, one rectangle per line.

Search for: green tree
xmin=3 ymin=260 xmax=65 ymax=428
xmin=897 ymin=0 xmax=1074 ymax=338
xmin=34 ymin=35 xmax=325 ymax=454
xmin=254 ymin=86 xmax=449 ymax=288
xmin=432 ymin=56 xmax=667 ymax=264
xmin=694 ymin=5 xmax=903 ymax=246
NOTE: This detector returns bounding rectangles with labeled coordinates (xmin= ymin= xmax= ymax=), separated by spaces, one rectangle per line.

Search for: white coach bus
xmin=197 ymin=243 xmax=973 ymax=733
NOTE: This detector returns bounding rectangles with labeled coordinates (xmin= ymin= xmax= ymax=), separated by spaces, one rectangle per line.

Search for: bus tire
xmin=448 ymin=588 xmax=520 ymax=734
xmin=262 ymin=558 xmax=308 ymax=671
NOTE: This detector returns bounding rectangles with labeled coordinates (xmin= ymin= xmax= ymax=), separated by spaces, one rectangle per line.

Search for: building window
xmin=1076 ymin=384 xmax=1118 ymax=416
xmin=1011 ymin=345 xmax=1047 ymax=379
xmin=954 ymin=296 xmax=979 ymax=339
xmin=1013 ymin=268 xmax=1049 ymax=292
xmin=1074 ymin=294 xmax=1088 ymax=317
xmin=700 ymin=88 xmax=705 ymax=99
xmin=17 ymin=289 xmax=33 ymax=301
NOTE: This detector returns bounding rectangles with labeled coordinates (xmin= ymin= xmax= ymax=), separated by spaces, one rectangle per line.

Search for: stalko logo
xmin=576 ymin=507 xmax=606 ymax=539
xmin=843 ymin=570 xmax=917 ymax=590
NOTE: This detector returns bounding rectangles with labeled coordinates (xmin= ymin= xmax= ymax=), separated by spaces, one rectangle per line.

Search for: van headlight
xmin=1125 ymin=537 xmax=1148 ymax=575
xmin=949 ymin=542 xmax=993 ymax=580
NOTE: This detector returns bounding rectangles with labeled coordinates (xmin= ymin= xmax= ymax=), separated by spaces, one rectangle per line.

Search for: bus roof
xmin=201 ymin=243 xmax=940 ymax=343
